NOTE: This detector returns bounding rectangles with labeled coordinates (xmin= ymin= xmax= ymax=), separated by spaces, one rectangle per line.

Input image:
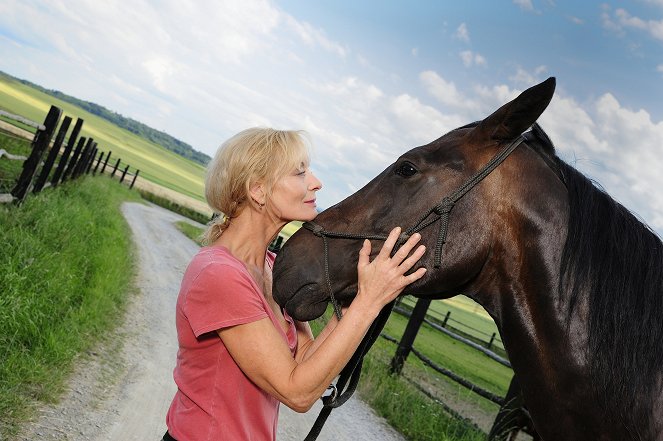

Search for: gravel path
xmin=15 ymin=201 xmax=404 ymax=441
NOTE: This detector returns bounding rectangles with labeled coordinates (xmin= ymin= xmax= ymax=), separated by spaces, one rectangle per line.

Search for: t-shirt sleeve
xmin=182 ymin=263 xmax=268 ymax=337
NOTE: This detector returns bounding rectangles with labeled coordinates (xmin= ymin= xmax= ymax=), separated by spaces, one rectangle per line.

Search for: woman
xmin=164 ymin=128 xmax=426 ymax=441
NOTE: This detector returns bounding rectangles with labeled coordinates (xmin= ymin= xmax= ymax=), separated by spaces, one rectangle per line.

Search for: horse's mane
xmin=529 ymin=124 xmax=663 ymax=428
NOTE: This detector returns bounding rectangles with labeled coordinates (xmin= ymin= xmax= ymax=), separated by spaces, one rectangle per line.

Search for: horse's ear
xmin=470 ymin=77 xmax=556 ymax=142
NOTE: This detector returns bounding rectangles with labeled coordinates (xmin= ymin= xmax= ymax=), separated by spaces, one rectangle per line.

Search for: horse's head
xmin=274 ymin=78 xmax=563 ymax=321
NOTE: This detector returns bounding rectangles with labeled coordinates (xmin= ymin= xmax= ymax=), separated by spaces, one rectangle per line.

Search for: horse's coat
xmin=273 ymin=78 xmax=663 ymax=440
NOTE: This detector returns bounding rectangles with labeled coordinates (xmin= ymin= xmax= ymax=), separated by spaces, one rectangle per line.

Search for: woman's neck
xmin=212 ymin=206 xmax=285 ymax=268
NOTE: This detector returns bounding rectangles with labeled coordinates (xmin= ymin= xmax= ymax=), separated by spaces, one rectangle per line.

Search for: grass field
xmin=0 ymin=74 xmax=207 ymax=202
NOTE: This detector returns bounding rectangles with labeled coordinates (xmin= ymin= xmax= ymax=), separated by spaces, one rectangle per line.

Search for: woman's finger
xmin=357 ymin=239 xmax=371 ymax=269
xmin=402 ymin=267 xmax=427 ymax=284
xmin=398 ymin=244 xmax=426 ymax=272
xmin=376 ymin=227 xmax=401 ymax=261
xmin=392 ymin=233 xmax=422 ymax=264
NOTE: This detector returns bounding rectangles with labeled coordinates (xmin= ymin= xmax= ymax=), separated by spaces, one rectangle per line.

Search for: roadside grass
xmin=140 ymin=190 xmax=210 ymax=225
xmin=175 ymin=220 xmax=205 ymax=244
xmin=0 ymin=176 xmax=140 ymax=437
xmin=0 ymin=74 xmax=207 ymax=202
xmin=0 ymin=130 xmax=31 ymax=193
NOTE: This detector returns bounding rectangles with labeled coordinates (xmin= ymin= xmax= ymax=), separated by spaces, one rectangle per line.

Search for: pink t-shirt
xmin=166 ymin=246 xmax=297 ymax=441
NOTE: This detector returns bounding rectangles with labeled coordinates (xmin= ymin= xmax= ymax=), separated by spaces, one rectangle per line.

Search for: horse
xmin=272 ymin=77 xmax=663 ymax=440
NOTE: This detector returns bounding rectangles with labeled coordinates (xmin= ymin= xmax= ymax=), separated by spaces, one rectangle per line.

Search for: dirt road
xmin=16 ymin=202 xmax=404 ymax=441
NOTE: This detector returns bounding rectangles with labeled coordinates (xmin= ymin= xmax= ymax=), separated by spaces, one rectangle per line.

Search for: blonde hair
xmin=202 ymin=127 xmax=310 ymax=245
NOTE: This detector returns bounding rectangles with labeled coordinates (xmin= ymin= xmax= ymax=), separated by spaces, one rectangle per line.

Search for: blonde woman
xmin=164 ymin=128 xmax=427 ymax=441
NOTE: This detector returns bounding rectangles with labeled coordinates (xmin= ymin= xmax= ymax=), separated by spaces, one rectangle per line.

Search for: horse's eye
xmin=395 ymin=162 xmax=418 ymax=177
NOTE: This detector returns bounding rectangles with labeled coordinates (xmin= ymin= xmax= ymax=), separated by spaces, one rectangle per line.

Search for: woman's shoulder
xmin=185 ymin=246 xmax=249 ymax=281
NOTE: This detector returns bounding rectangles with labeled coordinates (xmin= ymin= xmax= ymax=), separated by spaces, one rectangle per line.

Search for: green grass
xmin=400 ymin=296 xmax=505 ymax=352
xmin=0 ymin=130 xmax=31 ymax=193
xmin=139 ymin=190 xmax=210 ymax=225
xmin=0 ymin=74 xmax=207 ymax=201
xmin=0 ymin=176 xmax=140 ymax=437
xmin=175 ymin=220 xmax=205 ymax=245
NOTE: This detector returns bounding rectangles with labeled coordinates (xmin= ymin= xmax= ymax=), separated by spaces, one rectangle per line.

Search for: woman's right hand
xmin=354 ymin=227 xmax=427 ymax=315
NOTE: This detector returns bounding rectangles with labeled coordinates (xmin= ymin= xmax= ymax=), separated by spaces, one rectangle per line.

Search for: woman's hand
xmin=354 ymin=227 xmax=426 ymax=315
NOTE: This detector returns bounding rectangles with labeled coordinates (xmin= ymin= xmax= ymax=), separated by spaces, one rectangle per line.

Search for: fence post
xmin=62 ymin=137 xmax=86 ymax=183
xmin=34 ymin=115 xmax=72 ymax=193
xmin=100 ymin=151 xmax=112 ymax=175
xmin=441 ymin=310 xmax=451 ymax=327
xmin=51 ymin=117 xmax=83 ymax=187
xmin=390 ymin=297 xmax=432 ymax=375
xmin=85 ymin=144 xmax=98 ymax=174
xmin=119 ymin=164 xmax=130 ymax=183
xmin=130 ymin=170 xmax=139 ymax=189
xmin=73 ymin=138 xmax=94 ymax=179
xmin=487 ymin=333 xmax=496 ymax=350
xmin=11 ymin=105 xmax=62 ymax=204
xmin=488 ymin=375 xmax=536 ymax=440
xmin=110 ymin=158 xmax=121 ymax=178
xmin=92 ymin=150 xmax=104 ymax=175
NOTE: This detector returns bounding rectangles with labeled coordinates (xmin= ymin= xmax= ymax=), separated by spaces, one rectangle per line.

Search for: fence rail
xmin=0 ymin=105 xmax=140 ymax=204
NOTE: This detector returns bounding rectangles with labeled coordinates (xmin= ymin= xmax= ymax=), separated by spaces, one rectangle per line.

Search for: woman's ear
xmin=249 ymin=182 xmax=266 ymax=207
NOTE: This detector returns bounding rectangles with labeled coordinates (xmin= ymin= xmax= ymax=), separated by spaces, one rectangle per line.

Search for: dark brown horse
xmin=273 ymin=78 xmax=663 ymax=440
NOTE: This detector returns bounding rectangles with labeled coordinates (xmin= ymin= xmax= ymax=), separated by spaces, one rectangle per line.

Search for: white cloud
xmin=513 ymin=0 xmax=535 ymax=11
xmin=283 ymin=14 xmax=348 ymax=57
xmin=510 ymin=66 xmax=547 ymax=88
xmin=569 ymin=16 xmax=584 ymax=25
xmin=420 ymin=71 xmax=473 ymax=110
xmin=455 ymin=23 xmax=470 ymax=43
xmin=603 ymin=7 xmax=663 ymax=41
xmin=658 ymin=64 xmax=663 ymax=73
xmin=537 ymin=91 xmax=663 ymax=231
xmin=459 ymin=50 xmax=487 ymax=68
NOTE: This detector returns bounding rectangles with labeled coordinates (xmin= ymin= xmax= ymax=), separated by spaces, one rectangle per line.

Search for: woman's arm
xmin=217 ymin=228 xmax=426 ymax=412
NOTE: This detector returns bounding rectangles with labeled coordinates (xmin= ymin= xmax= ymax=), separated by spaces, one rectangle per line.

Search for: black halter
xmin=299 ymin=135 xmax=525 ymax=440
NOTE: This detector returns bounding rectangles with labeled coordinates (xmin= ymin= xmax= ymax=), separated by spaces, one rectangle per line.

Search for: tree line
xmin=1 ymin=71 xmax=211 ymax=166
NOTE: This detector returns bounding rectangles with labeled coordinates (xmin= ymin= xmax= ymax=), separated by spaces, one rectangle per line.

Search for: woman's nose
xmin=309 ymin=172 xmax=322 ymax=191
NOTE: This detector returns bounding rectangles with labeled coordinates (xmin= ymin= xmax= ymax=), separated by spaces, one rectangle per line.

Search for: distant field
xmin=0 ymin=75 xmax=207 ymax=202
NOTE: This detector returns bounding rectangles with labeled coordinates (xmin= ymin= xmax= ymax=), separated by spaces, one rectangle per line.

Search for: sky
xmin=1 ymin=0 xmax=662 ymax=235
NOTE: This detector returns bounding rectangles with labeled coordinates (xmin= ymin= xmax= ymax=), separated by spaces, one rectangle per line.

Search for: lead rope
xmin=300 ymin=135 xmax=525 ymax=440
xmin=303 ymin=300 xmax=395 ymax=441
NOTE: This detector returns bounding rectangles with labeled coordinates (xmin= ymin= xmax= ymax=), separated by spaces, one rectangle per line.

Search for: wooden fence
xmin=0 ymin=106 xmax=139 ymax=204
xmin=385 ymin=297 xmax=538 ymax=440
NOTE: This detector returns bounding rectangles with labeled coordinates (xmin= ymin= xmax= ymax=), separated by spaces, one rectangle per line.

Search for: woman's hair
xmin=201 ymin=127 xmax=310 ymax=245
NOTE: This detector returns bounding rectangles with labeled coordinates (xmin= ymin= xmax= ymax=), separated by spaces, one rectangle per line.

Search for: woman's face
xmin=270 ymin=164 xmax=322 ymax=222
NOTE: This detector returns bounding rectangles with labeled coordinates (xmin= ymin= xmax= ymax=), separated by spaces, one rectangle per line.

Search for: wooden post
xmin=73 ymin=138 xmax=94 ymax=179
xmin=11 ymin=106 xmax=62 ymax=204
xmin=92 ymin=150 xmax=104 ymax=175
xmin=34 ymin=115 xmax=72 ymax=193
xmin=130 ymin=170 xmax=139 ymax=189
xmin=441 ymin=310 xmax=451 ymax=327
xmin=390 ymin=297 xmax=432 ymax=375
xmin=100 ymin=151 xmax=112 ymax=175
xmin=51 ymin=118 xmax=83 ymax=187
xmin=488 ymin=375 xmax=539 ymax=440
xmin=62 ymin=137 xmax=86 ymax=183
xmin=85 ymin=144 xmax=98 ymax=174
xmin=487 ymin=333 xmax=496 ymax=350
xmin=119 ymin=164 xmax=130 ymax=183
xmin=110 ymin=158 xmax=121 ymax=178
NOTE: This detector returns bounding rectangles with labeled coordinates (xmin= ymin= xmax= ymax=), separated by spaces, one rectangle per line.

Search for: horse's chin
xmin=282 ymin=283 xmax=329 ymax=321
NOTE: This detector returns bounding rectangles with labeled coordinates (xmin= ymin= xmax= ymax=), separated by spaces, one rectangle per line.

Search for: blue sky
xmin=1 ymin=0 xmax=662 ymax=234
